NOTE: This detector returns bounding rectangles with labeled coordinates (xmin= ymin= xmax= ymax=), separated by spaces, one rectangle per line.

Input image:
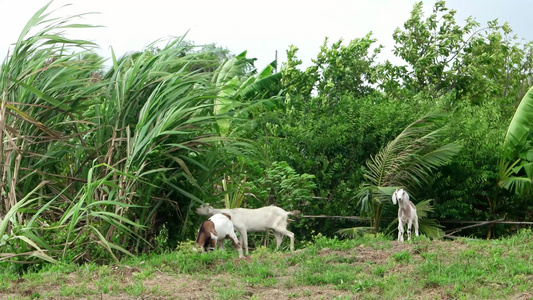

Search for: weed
xmin=175 ymin=239 xmax=198 ymax=254
xmin=0 ymin=281 xmax=9 ymax=291
xmin=392 ymin=250 xmax=412 ymax=263
xmin=283 ymin=277 xmax=296 ymax=289
xmin=124 ymin=281 xmax=146 ymax=296
xmin=132 ymin=269 xmax=153 ymax=281
xmin=287 ymin=291 xmax=299 ymax=298
xmin=214 ymin=286 xmax=245 ymax=299
xmin=150 ymin=284 xmax=172 ymax=297
xmin=412 ymin=235 xmax=431 ymax=254
xmin=420 ymin=251 xmax=436 ymax=260
xmin=373 ymin=265 xmax=387 ymax=277
xmin=59 ymin=284 xmax=93 ymax=297
xmin=245 ymin=276 xmax=278 ymax=287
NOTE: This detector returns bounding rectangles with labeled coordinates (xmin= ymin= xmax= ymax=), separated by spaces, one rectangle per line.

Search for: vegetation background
xmin=0 ymin=0 xmax=532 ymax=274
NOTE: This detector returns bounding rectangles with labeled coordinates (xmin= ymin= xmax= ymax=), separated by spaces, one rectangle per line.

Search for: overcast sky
xmin=1 ymin=0 xmax=532 ymax=70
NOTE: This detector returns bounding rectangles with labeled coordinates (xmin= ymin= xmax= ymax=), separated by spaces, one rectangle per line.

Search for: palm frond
xmin=418 ymin=219 xmax=445 ymax=239
xmin=498 ymin=175 xmax=532 ymax=195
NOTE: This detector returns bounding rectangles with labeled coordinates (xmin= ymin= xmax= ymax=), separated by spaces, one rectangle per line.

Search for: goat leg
xmin=398 ymin=220 xmax=405 ymax=242
xmin=239 ymin=230 xmax=249 ymax=256
xmin=407 ymin=220 xmax=412 ymax=241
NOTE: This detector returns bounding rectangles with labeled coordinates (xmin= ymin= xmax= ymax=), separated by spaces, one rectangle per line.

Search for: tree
xmin=281 ymin=45 xmax=318 ymax=110
xmin=313 ymin=33 xmax=382 ymax=102
xmin=385 ymin=1 xmax=479 ymax=97
xmin=456 ymin=21 xmax=533 ymax=104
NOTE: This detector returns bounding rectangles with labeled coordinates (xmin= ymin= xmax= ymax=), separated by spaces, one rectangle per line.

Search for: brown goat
xmin=196 ymin=213 xmax=243 ymax=257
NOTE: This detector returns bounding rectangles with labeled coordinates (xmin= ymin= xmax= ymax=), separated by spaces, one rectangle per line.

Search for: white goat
xmin=196 ymin=213 xmax=243 ymax=258
xmin=196 ymin=205 xmax=297 ymax=256
xmin=392 ymin=189 xmax=419 ymax=242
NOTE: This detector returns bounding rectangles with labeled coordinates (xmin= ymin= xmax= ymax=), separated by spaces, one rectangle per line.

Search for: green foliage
xmin=281 ymin=45 xmax=319 ymax=108
xmin=308 ymin=233 xmax=363 ymax=251
xmin=388 ymin=1 xmax=480 ymax=97
xmin=2 ymin=0 xmax=533 ymax=269
xmin=0 ymin=3 xmax=106 ymax=265
xmin=281 ymin=33 xmax=381 ymax=109
xmin=432 ymin=91 xmax=531 ymax=236
xmin=428 ymin=98 xmax=503 ymax=221
xmin=261 ymin=95 xmax=421 ymax=237
xmin=381 ymin=0 xmax=533 ymax=105
xmin=212 ymin=50 xmax=282 ymax=137
xmin=458 ymin=22 xmax=533 ymax=104
xmin=251 ymin=161 xmax=316 ymax=209
xmin=277 ymin=0 xmax=532 ymax=240
xmin=313 ymin=33 xmax=382 ymax=101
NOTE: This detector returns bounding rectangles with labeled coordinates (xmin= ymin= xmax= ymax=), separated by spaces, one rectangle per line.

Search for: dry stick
xmin=301 ymin=215 xmax=371 ymax=221
xmin=12 ymin=149 xmax=22 ymax=224
xmin=440 ymin=219 xmax=533 ymax=225
xmin=302 ymin=214 xmax=533 ymax=239
xmin=2 ymin=128 xmax=24 ymax=222
xmin=302 ymin=215 xmax=533 ymax=225
xmin=19 ymin=167 xmax=87 ymax=183
xmin=444 ymin=218 xmax=505 ymax=236
xmin=0 ymin=92 xmax=9 ymax=217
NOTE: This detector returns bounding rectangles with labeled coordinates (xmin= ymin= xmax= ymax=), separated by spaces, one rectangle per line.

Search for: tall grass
xmin=0 ymin=2 xmax=106 ymax=264
xmin=0 ymin=2 xmax=267 ymax=265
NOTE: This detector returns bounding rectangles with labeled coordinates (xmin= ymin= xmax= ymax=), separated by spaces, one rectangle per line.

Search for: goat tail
xmin=208 ymin=228 xmax=218 ymax=240
xmin=196 ymin=220 xmax=206 ymax=243
xmin=288 ymin=210 xmax=301 ymax=221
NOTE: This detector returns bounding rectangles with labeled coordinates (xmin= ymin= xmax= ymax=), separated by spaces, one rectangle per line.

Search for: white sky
xmin=1 ymin=0 xmax=532 ymax=70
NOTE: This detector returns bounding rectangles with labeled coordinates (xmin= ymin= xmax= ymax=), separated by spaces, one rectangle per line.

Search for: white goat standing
xmin=196 ymin=205 xmax=297 ymax=256
xmin=392 ymin=189 xmax=419 ymax=242
xmin=196 ymin=213 xmax=243 ymax=258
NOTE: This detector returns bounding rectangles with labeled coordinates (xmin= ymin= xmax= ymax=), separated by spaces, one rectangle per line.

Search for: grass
xmin=0 ymin=229 xmax=532 ymax=299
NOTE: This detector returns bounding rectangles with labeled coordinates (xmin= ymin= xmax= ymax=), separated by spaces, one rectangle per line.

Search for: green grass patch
xmin=1 ymin=229 xmax=531 ymax=299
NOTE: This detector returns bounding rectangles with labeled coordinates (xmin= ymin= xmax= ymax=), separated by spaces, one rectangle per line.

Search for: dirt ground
xmin=4 ymin=269 xmax=357 ymax=300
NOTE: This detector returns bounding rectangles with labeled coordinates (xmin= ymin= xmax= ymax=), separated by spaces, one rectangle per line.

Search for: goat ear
xmin=404 ymin=190 xmax=410 ymax=202
xmin=392 ymin=191 xmax=397 ymax=205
